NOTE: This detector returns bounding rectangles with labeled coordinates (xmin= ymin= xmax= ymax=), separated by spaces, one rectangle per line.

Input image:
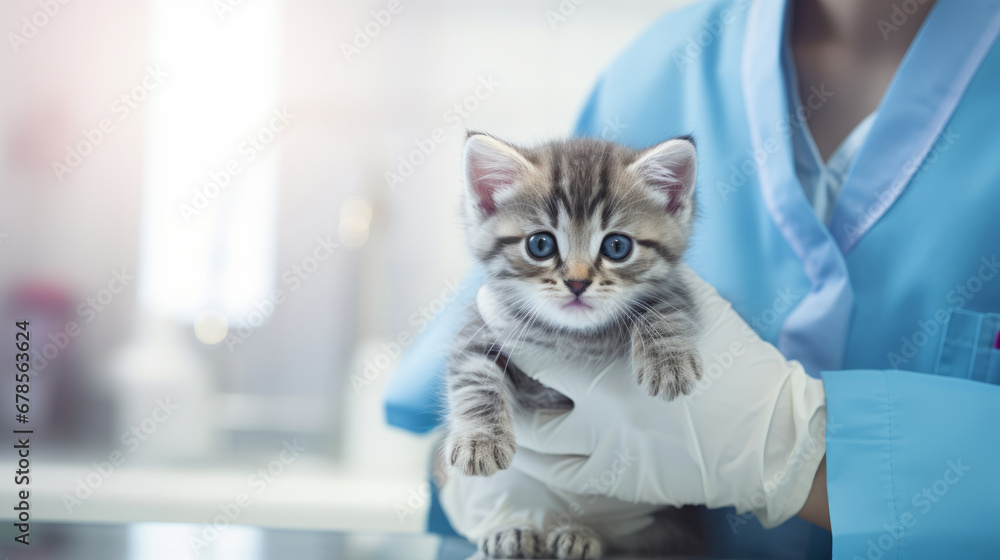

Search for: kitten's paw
xmin=479 ymin=525 xmax=545 ymax=558
xmin=546 ymin=526 xmax=603 ymax=560
xmin=636 ymin=345 xmax=702 ymax=401
xmin=446 ymin=430 xmax=515 ymax=476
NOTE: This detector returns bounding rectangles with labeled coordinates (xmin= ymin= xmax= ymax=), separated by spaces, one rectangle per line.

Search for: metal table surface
xmin=0 ymin=521 xmax=719 ymax=559
xmin=0 ymin=521 xmax=474 ymax=560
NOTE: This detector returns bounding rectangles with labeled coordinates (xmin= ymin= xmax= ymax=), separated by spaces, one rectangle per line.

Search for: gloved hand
xmin=478 ymin=265 xmax=828 ymax=528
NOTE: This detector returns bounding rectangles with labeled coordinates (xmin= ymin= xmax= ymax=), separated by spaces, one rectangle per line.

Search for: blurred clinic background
xmin=0 ymin=0 xmax=692 ymax=534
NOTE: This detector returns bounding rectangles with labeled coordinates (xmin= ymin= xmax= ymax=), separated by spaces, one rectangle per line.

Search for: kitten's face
xmin=464 ymin=134 xmax=697 ymax=333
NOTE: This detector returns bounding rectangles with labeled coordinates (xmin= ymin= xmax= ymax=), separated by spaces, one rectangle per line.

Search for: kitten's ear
xmin=628 ymin=137 xmax=697 ymax=219
xmin=464 ymin=133 xmax=533 ymax=219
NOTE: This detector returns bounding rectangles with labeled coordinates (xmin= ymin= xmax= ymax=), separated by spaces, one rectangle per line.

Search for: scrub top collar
xmin=745 ymin=0 xmax=1000 ymax=255
xmin=739 ymin=0 xmax=1000 ymax=374
xmin=742 ymin=0 xmax=854 ymax=374
xmin=829 ymin=0 xmax=1000 ymax=253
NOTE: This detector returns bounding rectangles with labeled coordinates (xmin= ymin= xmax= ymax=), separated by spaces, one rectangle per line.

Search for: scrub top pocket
xmin=933 ymin=308 xmax=1000 ymax=385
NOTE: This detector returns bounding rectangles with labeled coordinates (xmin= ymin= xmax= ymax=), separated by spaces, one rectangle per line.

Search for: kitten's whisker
xmin=496 ymin=299 xmax=547 ymax=381
xmin=487 ymin=298 xmax=547 ymax=384
xmin=457 ymin=291 xmax=531 ymax=356
xmin=481 ymin=292 xmax=543 ymax=359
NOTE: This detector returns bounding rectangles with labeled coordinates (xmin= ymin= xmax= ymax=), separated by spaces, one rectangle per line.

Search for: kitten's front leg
xmin=547 ymin=525 xmax=604 ymax=560
xmin=446 ymin=353 xmax=516 ymax=476
xmin=478 ymin=525 xmax=545 ymax=558
xmin=631 ymin=310 xmax=702 ymax=401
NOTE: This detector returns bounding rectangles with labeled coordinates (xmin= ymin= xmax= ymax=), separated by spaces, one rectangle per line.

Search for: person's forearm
xmin=797 ymin=455 xmax=830 ymax=530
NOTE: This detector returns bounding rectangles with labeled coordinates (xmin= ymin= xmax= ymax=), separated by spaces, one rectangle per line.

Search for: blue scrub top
xmin=385 ymin=0 xmax=1000 ymax=557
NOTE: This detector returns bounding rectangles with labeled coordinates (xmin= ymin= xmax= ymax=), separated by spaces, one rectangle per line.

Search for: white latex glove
xmin=477 ymin=265 xmax=827 ymax=528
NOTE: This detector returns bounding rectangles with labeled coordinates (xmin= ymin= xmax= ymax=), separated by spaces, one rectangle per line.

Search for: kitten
xmin=444 ymin=132 xmax=703 ymax=559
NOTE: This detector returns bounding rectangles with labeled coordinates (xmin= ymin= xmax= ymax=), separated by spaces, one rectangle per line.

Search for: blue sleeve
xmin=574 ymin=77 xmax=604 ymax=138
xmin=383 ymin=268 xmax=485 ymax=433
xmin=821 ymin=370 xmax=1000 ymax=558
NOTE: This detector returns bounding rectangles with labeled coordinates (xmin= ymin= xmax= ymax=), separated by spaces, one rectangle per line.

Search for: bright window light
xmin=138 ymin=0 xmax=283 ymax=322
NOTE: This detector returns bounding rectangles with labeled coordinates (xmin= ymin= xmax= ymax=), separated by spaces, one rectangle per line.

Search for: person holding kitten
xmin=440 ymin=133 xmax=826 ymax=559
xmin=386 ymin=0 xmax=1000 ymax=558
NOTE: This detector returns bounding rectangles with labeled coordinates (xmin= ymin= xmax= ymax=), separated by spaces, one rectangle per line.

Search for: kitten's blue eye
xmin=526 ymin=233 xmax=557 ymax=259
xmin=601 ymin=234 xmax=632 ymax=260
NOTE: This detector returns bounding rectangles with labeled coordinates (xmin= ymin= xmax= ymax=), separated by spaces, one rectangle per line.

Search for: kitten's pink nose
xmin=564 ymin=279 xmax=591 ymax=296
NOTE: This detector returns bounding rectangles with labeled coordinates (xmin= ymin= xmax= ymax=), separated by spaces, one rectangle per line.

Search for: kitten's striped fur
xmin=445 ymin=133 xmax=704 ymax=559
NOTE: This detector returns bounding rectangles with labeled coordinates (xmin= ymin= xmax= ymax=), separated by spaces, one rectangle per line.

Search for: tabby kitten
xmin=445 ymin=132 xmax=703 ymax=558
